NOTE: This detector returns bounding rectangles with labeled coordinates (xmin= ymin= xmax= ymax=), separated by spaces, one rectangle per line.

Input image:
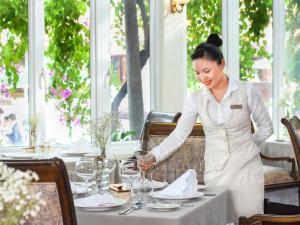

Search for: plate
xmin=60 ymin=150 xmax=89 ymax=156
xmin=197 ymin=184 xmax=207 ymax=190
xmin=0 ymin=152 xmax=36 ymax=159
xmin=74 ymin=197 xmax=127 ymax=211
xmin=146 ymin=202 xmax=180 ymax=211
xmin=149 ymin=191 xmax=204 ymax=200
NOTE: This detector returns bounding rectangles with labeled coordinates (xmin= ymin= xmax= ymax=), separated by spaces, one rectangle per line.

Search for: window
xmin=281 ymin=0 xmax=300 ymax=136
xmin=0 ymin=0 xmax=153 ymax=148
xmin=0 ymin=1 xmax=29 ymax=147
xmin=43 ymin=1 xmax=91 ymax=144
xmin=239 ymin=0 xmax=273 ymax=117
xmin=110 ymin=0 xmax=150 ymax=141
xmin=186 ymin=0 xmax=222 ymax=95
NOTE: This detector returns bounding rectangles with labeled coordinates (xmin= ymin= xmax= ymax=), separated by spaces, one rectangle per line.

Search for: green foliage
xmin=239 ymin=0 xmax=272 ymax=80
xmin=44 ymin=0 xmax=91 ymax=135
xmin=0 ymin=0 xmax=28 ymax=92
xmin=279 ymin=0 xmax=300 ymax=116
xmin=187 ymin=0 xmax=272 ymax=91
xmin=111 ymin=130 xmax=137 ymax=142
xmin=187 ymin=0 xmax=222 ymax=91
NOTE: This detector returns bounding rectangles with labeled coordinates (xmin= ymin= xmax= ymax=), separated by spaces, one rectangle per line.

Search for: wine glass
xmin=75 ymin=157 xmax=96 ymax=197
xmin=119 ymin=159 xmax=140 ymax=203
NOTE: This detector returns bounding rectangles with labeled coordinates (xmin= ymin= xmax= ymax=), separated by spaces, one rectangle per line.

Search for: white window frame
xmin=224 ymin=0 xmax=286 ymax=140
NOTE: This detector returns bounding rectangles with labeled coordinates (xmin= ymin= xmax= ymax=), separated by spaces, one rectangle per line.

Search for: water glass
xmin=75 ymin=157 xmax=96 ymax=198
xmin=119 ymin=159 xmax=140 ymax=203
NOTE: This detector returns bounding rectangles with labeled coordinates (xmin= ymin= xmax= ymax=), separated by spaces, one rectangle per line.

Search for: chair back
xmin=2 ymin=157 xmax=77 ymax=225
xmin=139 ymin=111 xmax=182 ymax=140
xmin=281 ymin=116 xmax=300 ymax=179
xmin=239 ymin=214 xmax=300 ymax=225
xmin=141 ymin=121 xmax=205 ymax=184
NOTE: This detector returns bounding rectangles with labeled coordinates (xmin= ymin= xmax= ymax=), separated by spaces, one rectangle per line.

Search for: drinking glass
xmin=75 ymin=157 xmax=96 ymax=197
xmin=119 ymin=159 xmax=140 ymax=203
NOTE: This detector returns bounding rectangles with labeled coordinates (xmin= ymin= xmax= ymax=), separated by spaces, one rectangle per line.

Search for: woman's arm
xmin=247 ymin=83 xmax=273 ymax=144
xmin=151 ymin=93 xmax=199 ymax=163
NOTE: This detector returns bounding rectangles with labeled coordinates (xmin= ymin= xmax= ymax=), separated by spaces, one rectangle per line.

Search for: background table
xmin=76 ymin=187 xmax=235 ymax=225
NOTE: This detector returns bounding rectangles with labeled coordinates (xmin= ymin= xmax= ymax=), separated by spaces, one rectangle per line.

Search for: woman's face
xmin=192 ymin=58 xmax=225 ymax=89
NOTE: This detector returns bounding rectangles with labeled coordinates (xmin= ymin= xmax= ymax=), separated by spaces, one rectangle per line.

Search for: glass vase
xmin=95 ymin=155 xmax=115 ymax=194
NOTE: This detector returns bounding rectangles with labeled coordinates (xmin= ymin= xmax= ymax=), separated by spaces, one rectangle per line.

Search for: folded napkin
xmin=64 ymin=137 xmax=94 ymax=153
xmin=75 ymin=194 xmax=121 ymax=207
xmin=158 ymin=169 xmax=198 ymax=196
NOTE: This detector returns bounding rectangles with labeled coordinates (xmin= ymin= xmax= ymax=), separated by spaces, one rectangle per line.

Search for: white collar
xmin=201 ymin=77 xmax=238 ymax=102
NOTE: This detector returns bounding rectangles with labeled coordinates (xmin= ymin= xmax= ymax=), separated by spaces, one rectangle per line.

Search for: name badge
xmin=230 ymin=104 xmax=242 ymax=109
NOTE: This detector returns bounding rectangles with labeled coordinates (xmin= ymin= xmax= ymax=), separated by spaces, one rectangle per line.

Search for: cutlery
xmin=119 ymin=202 xmax=142 ymax=215
xmin=203 ymin=193 xmax=216 ymax=196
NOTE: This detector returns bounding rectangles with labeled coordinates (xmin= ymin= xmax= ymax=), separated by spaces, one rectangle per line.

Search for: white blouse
xmin=151 ymin=79 xmax=274 ymax=163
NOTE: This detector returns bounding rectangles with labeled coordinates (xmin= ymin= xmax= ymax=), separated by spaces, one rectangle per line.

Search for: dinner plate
xmin=74 ymin=197 xmax=127 ymax=211
xmin=149 ymin=191 xmax=204 ymax=200
xmin=146 ymin=202 xmax=180 ymax=211
xmin=60 ymin=150 xmax=89 ymax=156
xmin=0 ymin=152 xmax=36 ymax=159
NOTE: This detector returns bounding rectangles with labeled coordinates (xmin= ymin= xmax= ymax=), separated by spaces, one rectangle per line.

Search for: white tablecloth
xmin=261 ymin=140 xmax=295 ymax=169
xmin=76 ymin=187 xmax=234 ymax=225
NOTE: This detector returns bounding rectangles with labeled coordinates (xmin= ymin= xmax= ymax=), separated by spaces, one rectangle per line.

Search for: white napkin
xmin=65 ymin=137 xmax=93 ymax=153
xmin=158 ymin=169 xmax=198 ymax=196
xmin=75 ymin=194 xmax=121 ymax=207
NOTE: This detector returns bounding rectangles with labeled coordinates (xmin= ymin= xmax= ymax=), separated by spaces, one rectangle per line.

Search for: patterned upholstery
xmin=145 ymin=134 xmax=205 ymax=184
xmin=263 ymin=165 xmax=295 ymax=185
xmin=26 ymin=182 xmax=63 ymax=225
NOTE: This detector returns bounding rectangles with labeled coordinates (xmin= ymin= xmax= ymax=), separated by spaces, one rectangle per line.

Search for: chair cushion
xmin=146 ymin=135 xmax=205 ymax=184
xmin=263 ymin=165 xmax=295 ymax=185
xmin=25 ymin=182 xmax=63 ymax=225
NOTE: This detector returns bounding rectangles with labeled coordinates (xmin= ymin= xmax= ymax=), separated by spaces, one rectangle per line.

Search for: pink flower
xmin=1 ymin=83 xmax=8 ymax=92
xmin=295 ymin=110 xmax=300 ymax=119
xmin=4 ymin=91 xmax=10 ymax=98
xmin=60 ymin=89 xmax=72 ymax=99
xmin=50 ymin=88 xmax=58 ymax=96
xmin=14 ymin=64 xmax=23 ymax=74
xmin=72 ymin=118 xmax=81 ymax=126
xmin=83 ymin=20 xmax=89 ymax=28
xmin=47 ymin=70 xmax=54 ymax=77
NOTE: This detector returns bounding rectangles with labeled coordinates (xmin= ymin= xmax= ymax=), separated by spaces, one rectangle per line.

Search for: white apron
xmin=198 ymin=81 xmax=264 ymax=222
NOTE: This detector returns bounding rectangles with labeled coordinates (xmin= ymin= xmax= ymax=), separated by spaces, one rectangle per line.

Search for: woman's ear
xmin=219 ymin=59 xmax=225 ymax=70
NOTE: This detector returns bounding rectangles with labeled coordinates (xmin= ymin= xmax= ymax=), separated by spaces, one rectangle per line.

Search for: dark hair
xmin=191 ymin=34 xmax=224 ymax=64
xmin=8 ymin=113 xmax=16 ymax=121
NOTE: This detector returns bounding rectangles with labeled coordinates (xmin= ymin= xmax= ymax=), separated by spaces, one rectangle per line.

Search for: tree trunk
xmin=124 ymin=0 xmax=144 ymax=138
xmin=111 ymin=0 xmax=149 ymax=114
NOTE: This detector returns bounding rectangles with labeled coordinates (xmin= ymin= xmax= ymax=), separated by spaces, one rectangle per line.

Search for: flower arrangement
xmin=0 ymin=162 xmax=45 ymax=225
xmin=90 ymin=113 xmax=122 ymax=157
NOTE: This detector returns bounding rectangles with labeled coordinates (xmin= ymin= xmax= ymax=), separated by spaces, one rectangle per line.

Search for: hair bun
xmin=207 ymin=34 xmax=222 ymax=47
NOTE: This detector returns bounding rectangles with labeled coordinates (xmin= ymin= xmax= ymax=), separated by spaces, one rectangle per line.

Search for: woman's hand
xmin=139 ymin=153 xmax=156 ymax=172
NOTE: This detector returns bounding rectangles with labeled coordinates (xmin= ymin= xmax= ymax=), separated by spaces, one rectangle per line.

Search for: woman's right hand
xmin=139 ymin=153 xmax=156 ymax=172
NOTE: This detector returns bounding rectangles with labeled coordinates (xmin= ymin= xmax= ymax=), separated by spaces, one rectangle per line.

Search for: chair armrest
xmin=260 ymin=153 xmax=297 ymax=179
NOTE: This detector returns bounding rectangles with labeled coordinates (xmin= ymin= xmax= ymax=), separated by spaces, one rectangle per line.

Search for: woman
xmin=140 ymin=34 xmax=273 ymax=222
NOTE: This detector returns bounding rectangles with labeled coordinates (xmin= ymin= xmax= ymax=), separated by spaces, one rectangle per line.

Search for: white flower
xmin=0 ymin=163 xmax=44 ymax=225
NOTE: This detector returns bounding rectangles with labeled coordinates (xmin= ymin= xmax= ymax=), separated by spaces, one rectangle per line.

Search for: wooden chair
xmin=1 ymin=157 xmax=77 ymax=225
xmin=250 ymin=121 xmax=298 ymax=192
xmin=139 ymin=111 xmax=182 ymax=142
xmin=280 ymin=116 xmax=300 ymax=205
xmin=140 ymin=121 xmax=205 ymax=184
xmin=239 ymin=214 xmax=300 ymax=225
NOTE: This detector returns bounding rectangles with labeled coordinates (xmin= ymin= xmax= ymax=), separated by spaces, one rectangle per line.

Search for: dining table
xmin=75 ymin=187 xmax=235 ymax=225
